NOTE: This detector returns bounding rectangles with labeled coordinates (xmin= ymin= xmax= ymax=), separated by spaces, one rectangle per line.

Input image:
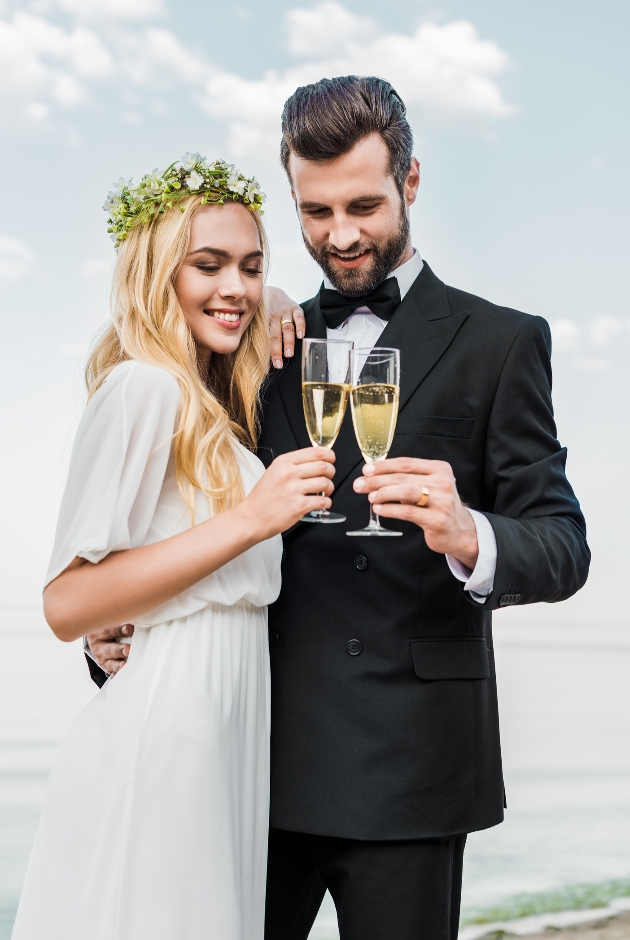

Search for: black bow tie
xmin=318 ymin=277 xmax=402 ymax=330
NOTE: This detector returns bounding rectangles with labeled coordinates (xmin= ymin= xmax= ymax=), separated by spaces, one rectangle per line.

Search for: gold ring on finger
xmin=281 ymin=318 xmax=294 ymax=327
xmin=417 ymin=487 xmax=430 ymax=508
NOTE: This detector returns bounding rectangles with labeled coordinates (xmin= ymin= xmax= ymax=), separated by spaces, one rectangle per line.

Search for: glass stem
xmin=369 ymin=500 xmax=380 ymax=529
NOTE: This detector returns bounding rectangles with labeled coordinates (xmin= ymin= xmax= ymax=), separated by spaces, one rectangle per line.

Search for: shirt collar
xmin=323 ymin=248 xmax=423 ymax=301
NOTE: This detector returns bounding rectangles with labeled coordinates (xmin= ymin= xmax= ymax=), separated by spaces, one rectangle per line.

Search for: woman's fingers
xmin=286 ymin=446 xmax=335 ymax=464
xmin=280 ymin=316 xmax=295 ymax=361
xmin=265 ymin=286 xmax=305 ymax=368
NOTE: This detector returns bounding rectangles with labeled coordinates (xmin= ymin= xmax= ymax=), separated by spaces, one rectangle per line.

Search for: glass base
xmin=301 ymin=510 xmax=347 ymax=524
xmin=347 ymin=522 xmax=402 ymax=536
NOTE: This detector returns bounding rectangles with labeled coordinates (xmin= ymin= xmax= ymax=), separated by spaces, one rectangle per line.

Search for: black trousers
xmin=265 ymin=827 xmax=467 ymax=940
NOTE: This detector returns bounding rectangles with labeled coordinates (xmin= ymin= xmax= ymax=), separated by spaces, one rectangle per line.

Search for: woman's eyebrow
xmin=189 ymin=248 xmax=263 ymax=260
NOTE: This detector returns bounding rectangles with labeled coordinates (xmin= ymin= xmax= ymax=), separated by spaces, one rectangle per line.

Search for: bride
xmin=12 ymin=156 xmax=335 ymax=940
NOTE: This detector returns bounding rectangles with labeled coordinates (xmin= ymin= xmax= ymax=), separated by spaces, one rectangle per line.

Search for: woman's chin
xmin=198 ymin=324 xmax=247 ymax=357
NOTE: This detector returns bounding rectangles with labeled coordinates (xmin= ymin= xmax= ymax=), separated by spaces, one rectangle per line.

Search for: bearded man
xmin=86 ymin=76 xmax=589 ymax=940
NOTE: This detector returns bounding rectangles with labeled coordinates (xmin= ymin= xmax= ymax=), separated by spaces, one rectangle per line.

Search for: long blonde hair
xmin=86 ymin=194 xmax=270 ymax=513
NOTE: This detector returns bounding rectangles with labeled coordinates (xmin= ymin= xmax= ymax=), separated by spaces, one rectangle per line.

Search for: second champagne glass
xmin=301 ymin=337 xmax=353 ymax=523
xmin=347 ymin=346 xmax=402 ymax=537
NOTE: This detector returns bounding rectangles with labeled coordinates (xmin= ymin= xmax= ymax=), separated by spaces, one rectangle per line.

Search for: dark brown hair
xmin=280 ymin=76 xmax=413 ymax=194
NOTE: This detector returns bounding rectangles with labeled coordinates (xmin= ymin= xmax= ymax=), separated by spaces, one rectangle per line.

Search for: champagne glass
xmin=301 ymin=337 xmax=353 ymax=523
xmin=347 ymin=347 xmax=402 ymax=537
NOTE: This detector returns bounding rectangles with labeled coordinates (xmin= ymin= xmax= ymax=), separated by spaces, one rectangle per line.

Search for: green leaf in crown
xmin=103 ymin=153 xmax=266 ymax=248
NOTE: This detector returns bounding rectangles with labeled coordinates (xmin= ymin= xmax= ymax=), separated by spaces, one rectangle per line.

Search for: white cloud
xmin=0 ymin=0 xmax=511 ymax=140
xmin=285 ymin=1 xmax=377 ymax=58
xmin=588 ymin=316 xmax=630 ymax=348
xmin=121 ymin=27 xmax=209 ymax=87
xmin=549 ymin=316 xmax=630 ymax=371
xmin=0 ymin=11 xmax=113 ymax=122
xmin=49 ymin=0 xmax=165 ymax=19
xmin=201 ymin=3 xmax=513 ymax=160
xmin=0 ymin=236 xmax=36 ymax=288
xmin=550 ymin=318 xmax=581 ymax=353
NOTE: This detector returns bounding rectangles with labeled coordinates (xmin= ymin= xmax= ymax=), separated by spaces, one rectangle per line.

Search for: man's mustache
xmin=323 ymin=242 xmax=375 ymax=258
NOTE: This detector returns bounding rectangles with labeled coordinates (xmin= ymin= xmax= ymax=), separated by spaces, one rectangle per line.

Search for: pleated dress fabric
xmin=12 ymin=361 xmax=282 ymax=940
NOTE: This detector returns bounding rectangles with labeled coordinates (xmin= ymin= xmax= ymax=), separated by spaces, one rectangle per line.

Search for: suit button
xmin=346 ymin=639 xmax=363 ymax=656
xmin=269 ymin=632 xmax=280 ymax=648
xmin=499 ymin=595 xmax=510 ymax=606
xmin=354 ymin=555 xmax=368 ymax=571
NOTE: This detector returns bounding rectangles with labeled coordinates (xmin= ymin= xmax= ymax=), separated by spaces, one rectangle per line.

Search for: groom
xmin=86 ymin=77 xmax=589 ymax=939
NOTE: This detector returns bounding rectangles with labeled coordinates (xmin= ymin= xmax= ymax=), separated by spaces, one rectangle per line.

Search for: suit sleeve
xmin=478 ymin=315 xmax=590 ymax=609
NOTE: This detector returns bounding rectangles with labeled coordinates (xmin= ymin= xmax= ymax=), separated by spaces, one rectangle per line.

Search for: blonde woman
xmin=12 ymin=157 xmax=335 ymax=940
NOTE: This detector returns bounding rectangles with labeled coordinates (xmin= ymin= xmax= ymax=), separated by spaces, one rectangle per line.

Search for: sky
xmin=0 ymin=0 xmax=629 ymax=619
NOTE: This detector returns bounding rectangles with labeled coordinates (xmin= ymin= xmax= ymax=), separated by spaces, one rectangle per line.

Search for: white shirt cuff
xmin=446 ymin=510 xmax=497 ymax=604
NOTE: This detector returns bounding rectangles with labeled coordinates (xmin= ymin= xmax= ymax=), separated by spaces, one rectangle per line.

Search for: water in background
xmin=1 ymin=606 xmax=629 ymax=940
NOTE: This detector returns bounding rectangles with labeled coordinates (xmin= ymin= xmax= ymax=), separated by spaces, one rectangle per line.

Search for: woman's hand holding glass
xmin=241 ymin=447 xmax=336 ymax=539
xmin=301 ymin=337 xmax=353 ymax=523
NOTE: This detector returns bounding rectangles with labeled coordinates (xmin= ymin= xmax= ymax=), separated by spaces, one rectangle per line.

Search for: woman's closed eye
xmin=195 ymin=263 xmax=220 ymax=275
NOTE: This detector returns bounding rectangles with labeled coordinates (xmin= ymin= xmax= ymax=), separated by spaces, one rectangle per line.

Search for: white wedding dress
xmin=12 ymin=361 xmax=282 ymax=940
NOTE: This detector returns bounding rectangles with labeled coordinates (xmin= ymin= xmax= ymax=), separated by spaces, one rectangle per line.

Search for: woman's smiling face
xmin=174 ymin=202 xmax=264 ymax=372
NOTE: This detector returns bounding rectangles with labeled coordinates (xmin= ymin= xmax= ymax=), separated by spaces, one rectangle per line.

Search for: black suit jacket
xmin=257 ymin=262 xmax=589 ymax=841
xmin=86 ymin=263 xmax=589 ymax=840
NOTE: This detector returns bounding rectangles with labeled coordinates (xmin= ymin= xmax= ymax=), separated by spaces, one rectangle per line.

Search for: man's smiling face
xmin=288 ymin=132 xmax=420 ymax=297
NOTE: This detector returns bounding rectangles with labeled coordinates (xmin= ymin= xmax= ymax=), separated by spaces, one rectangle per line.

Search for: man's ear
xmin=404 ymin=158 xmax=420 ymax=208
xmin=290 ymin=189 xmax=296 ymax=202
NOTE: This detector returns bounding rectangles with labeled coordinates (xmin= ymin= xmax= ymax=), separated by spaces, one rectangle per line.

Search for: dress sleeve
xmin=45 ymin=361 xmax=181 ymax=587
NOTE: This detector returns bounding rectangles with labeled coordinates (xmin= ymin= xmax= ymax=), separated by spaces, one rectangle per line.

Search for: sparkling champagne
xmin=302 ymin=382 xmax=348 ymax=448
xmin=350 ymin=383 xmax=400 ymax=462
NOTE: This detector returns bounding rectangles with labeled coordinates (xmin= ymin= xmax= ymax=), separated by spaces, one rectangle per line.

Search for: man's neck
xmin=391 ymin=241 xmax=414 ymax=271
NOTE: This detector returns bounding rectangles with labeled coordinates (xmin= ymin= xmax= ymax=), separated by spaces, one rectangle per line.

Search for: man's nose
xmin=328 ymin=215 xmax=362 ymax=252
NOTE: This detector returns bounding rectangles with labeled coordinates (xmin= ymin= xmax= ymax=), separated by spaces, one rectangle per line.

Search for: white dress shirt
xmin=324 ymin=250 xmax=497 ymax=603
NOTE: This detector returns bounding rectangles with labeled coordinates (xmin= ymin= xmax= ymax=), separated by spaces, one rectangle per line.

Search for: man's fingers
xmin=93 ymin=641 xmax=128 ymax=659
xmin=372 ymin=502 xmax=420 ymax=523
xmin=103 ymin=659 xmax=126 ymax=675
xmin=87 ymin=625 xmax=124 ymax=643
xmin=366 ymin=483 xmax=432 ymax=506
xmin=87 ymin=623 xmax=134 ymax=644
xmin=364 ymin=457 xmax=451 ymax=477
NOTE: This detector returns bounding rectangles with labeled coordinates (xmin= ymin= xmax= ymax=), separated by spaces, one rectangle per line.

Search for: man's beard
xmin=302 ymin=208 xmax=410 ymax=298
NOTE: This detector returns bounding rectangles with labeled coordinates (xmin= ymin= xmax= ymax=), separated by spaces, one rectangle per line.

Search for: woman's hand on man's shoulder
xmin=264 ymin=286 xmax=306 ymax=370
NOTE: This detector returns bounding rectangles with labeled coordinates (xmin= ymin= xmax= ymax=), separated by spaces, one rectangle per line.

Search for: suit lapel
xmin=378 ymin=262 xmax=469 ymax=414
xmin=274 ymin=264 xmax=469 ymax=492
xmin=333 ymin=263 xmax=469 ymax=490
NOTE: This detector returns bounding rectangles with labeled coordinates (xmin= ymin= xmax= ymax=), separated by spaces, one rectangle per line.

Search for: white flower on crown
xmin=181 ymin=152 xmax=204 ymax=169
xmin=246 ymin=182 xmax=262 ymax=202
xmin=227 ymin=174 xmax=247 ymax=195
xmin=186 ymin=170 xmax=204 ymax=191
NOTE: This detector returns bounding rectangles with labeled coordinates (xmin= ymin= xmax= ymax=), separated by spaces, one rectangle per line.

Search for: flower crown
xmin=104 ymin=153 xmax=266 ymax=248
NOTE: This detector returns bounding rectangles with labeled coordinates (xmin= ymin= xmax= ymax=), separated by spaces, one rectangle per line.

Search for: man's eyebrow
xmin=189 ymin=247 xmax=263 ymax=259
xmin=299 ymin=195 xmax=386 ymax=210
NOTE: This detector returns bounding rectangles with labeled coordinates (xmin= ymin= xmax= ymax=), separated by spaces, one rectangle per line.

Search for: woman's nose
xmin=217 ymin=268 xmax=247 ymax=300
